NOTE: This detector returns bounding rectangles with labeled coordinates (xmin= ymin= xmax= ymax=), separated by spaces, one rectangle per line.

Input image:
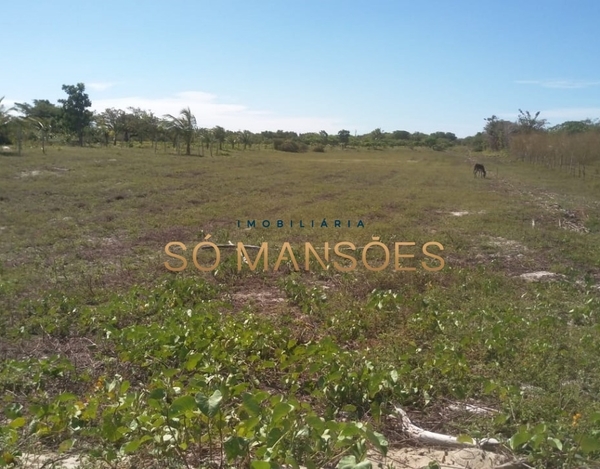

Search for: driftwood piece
xmin=394 ymin=406 xmax=501 ymax=449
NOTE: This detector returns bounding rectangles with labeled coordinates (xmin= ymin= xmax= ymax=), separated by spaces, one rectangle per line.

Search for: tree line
xmin=0 ymin=83 xmax=463 ymax=155
xmin=3 ymin=83 xmax=598 ymax=170
xmin=463 ymin=110 xmax=600 ymax=177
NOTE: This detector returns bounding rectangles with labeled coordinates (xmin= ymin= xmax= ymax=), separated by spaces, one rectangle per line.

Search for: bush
xmin=312 ymin=144 xmax=325 ymax=152
xmin=274 ymin=139 xmax=308 ymax=153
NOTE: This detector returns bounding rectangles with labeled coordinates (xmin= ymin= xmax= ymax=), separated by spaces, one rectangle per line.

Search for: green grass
xmin=1 ymin=144 xmax=600 ymax=468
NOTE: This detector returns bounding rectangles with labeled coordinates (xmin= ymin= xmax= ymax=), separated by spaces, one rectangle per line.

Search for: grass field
xmin=1 ymin=145 xmax=600 ymax=468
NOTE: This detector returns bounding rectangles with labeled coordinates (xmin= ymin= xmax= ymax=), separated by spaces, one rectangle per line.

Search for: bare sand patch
xmin=519 ymin=271 xmax=565 ymax=282
xmin=368 ymin=447 xmax=510 ymax=469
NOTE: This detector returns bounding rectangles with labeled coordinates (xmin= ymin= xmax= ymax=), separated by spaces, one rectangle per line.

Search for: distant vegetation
xmin=463 ymin=110 xmax=600 ymax=179
xmin=0 ymin=83 xmax=462 ymax=155
xmin=2 ymin=84 xmax=599 ymax=174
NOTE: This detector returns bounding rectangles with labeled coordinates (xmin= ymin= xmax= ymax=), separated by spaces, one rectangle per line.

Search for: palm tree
xmin=226 ymin=131 xmax=237 ymax=150
xmin=199 ymin=128 xmax=215 ymax=157
xmin=27 ymin=117 xmax=51 ymax=154
xmin=240 ymin=130 xmax=253 ymax=150
xmin=212 ymin=125 xmax=226 ymax=154
xmin=0 ymin=96 xmax=14 ymax=129
xmin=0 ymin=97 xmax=15 ymax=148
xmin=164 ymin=107 xmax=197 ymax=156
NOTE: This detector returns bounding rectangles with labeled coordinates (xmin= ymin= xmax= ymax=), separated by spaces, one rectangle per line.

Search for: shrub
xmin=312 ymin=144 xmax=325 ymax=152
xmin=274 ymin=139 xmax=308 ymax=153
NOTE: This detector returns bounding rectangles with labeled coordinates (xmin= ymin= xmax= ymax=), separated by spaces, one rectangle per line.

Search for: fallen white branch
xmin=394 ymin=406 xmax=501 ymax=449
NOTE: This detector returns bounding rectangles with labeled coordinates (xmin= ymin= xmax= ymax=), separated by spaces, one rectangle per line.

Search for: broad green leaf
xmin=5 ymin=404 xmax=23 ymax=419
xmin=306 ymin=415 xmax=325 ymax=431
xmin=366 ymin=429 xmax=388 ymax=456
xmin=8 ymin=417 xmax=26 ymax=429
xmin=120 ymin=380 xmax=130 ymax=393
xmin=530 ymin=433 xmax=545 ymax=449
xmin=342 ymin=404 xmax=357 ymax=413
xmin=169 ymin=395 xmax=196 ymax=416
xmin=238 ymin=416 xmax=261 ymax=434
xmin=58 ymin=439 xmax=74 ymax=453
xmin=483 ymin=380 xmax=498 ymax=394
xmin=577 ymin=435 xmax=600 ymax=454
xmin=549 ymin=438 xmax=563 ymax=451
xmin=224 ymin=436 xmax=249 ymax=460
xmin=251 ymin=461 xmax=272 ymax=469
xmin=196 ymin=390 xmax=223 ymax=417
xmin=309 ymin=362 xmax=322 ymax=373
xmin=241 ymin=393 xmax=262 ymax=417
xmin=56 ymin=393 xmax=77 ymax=402
xmin=207 ymin=389 xmax=223 ymax=416
xmin=509 ymin=430 xmax=531 ymax=449
xmin=272 ymin=402 xmax=294 ymax=423
xmin=122 ymin=439 xmax=143 ymax=454
xmin=148 ymin=388 xmax=166 ymax=400
xmin=267 ymin=427 xmax=284 ymax=448
xmin=533 ymin=423 xmax=547 ymax=435
xmin=185 ymin=353 xmax=202 ymax=371
xmin=337 ymin=456 xmax=357 ymax=469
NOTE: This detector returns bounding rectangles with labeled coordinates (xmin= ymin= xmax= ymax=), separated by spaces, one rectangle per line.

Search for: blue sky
xmin=2 ymin=0 xmax=599 ymax=138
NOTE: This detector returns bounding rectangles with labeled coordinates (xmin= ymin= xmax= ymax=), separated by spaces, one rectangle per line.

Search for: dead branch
xmin=394 ymin=406 xmax=501 ymax=449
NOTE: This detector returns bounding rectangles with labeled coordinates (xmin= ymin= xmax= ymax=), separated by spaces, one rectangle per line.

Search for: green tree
xmin=462 ymin=132 xmax=485 ymax=151
xmin=28 ymin=118 xmax=51 ymax=153
xmin=15 ymin=100 xmax=63 ymax=145
xmin=127 ymin=107 xmax=159 ymax=145
xmin=550 ymin=120 xmax=594 ymax=134
xmin=431 ymin=131 xmax=457 ymax=141
xmin=98 ymin=108 xmax=126 ymax=145
xmin=370 ymin=128 xmax=384 ymax=149
xmin=213 ymin=126 xmax=226 ymax=153
xmin=484 ymin=115 xmax=515 ymax=151
xmin=164 ymin=107 xmax=197 ymax=156
xmin=93 ymin=113 xmax=111 ymax=146
xmin=338 ymin=129 xmax=350 ymax=148
xmin=392 ymin=130 xmax=411 ymax=140
xmin=199 ymin=128 xmax=214 ymax=156
xmin=14 ymin=99 xmax=62 ymax=123
xmin=226 ymin=131 xmax=237 ymax=149
xmin=240 ymin=130 xmax=253 ymax=150
xmin=58 ymin=83 xmax=93 ymax=146
xmin=0 ymin=96 xmax=14 ymax=144
xmin=517 ymin=109 xmax=548 ymax=134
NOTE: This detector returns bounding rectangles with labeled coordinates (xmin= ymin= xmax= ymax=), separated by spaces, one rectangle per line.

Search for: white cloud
xmin=87 ymin=82 xmax=117 ymax=91
xmin=90 ymin=91 xmax=344 ymax=133
xmin=515 ymin=79 xmax=600 ymax=89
